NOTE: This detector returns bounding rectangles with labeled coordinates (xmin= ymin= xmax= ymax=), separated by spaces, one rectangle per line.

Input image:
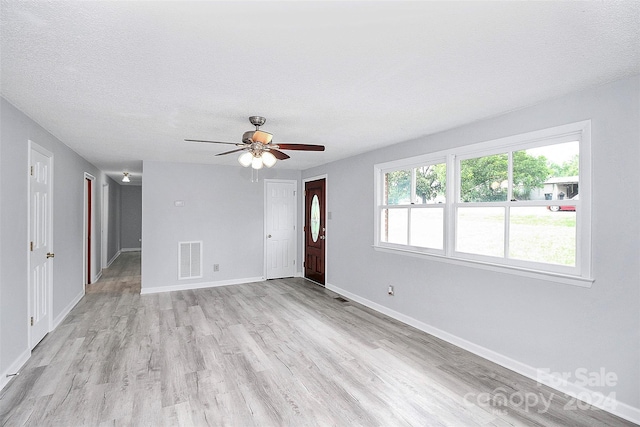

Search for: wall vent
xmin=178 ymin=241 xmax=202 ymax=280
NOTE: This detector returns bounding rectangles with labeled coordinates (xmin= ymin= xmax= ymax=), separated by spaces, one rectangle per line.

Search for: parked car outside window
xmin=548 ymin=194 xmax=578 ymax=212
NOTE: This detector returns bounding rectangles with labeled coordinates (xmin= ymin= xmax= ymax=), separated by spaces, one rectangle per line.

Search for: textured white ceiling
xmin=1 ymin=1 xmax=639 ymax=184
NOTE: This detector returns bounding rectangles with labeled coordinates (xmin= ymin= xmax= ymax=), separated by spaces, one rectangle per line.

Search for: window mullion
xmin=507 ymin=151 xmax=513 ymax=201
xmin=411 ymin=168 xmax=417 ymax=204
xmin=505 ymin=151 xmax=513 ymax=259
xmin=446 ymin=154 xmax=457 ymax=256
xmin=409 ymin=168 xmax=416 ymax=246
xmin=504 ymin=205 xmax=510 ymax=259
xmin=407 ymin=206 xmax=412 ymax=246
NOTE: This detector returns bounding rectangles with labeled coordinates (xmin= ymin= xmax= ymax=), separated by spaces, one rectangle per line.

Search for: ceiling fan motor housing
xmin=242 ymin=131 xmax=255 ymax=143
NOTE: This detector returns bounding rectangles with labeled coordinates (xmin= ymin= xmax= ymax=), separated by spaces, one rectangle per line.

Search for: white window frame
xmin=374 ymin=120 xmax=592 ymax=287
xmin=378 ymin=156 xmax=448 ymax=255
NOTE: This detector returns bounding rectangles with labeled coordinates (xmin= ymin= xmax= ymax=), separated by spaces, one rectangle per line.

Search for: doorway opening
xmin=101 ymin=184 xmax=109 ymax=270
xmin=84 ymin=173 xmax=96 ymax=287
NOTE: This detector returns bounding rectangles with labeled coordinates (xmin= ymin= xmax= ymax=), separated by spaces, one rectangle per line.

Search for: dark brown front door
xmin=305 ymin=178 xmax=325 ymax=285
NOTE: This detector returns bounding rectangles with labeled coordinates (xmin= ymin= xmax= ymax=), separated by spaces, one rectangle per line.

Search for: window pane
xmin=509 ymin=207 xmax=576 ymax=266
xmin=460 ymin=154 xmax=508 ymax=202
xmin=410 ymin=208 xmax=444 ymax=249
xmin=515 ymin=141 xmax=579 ymax=201
xmin=381 ymin=208 xmax=408 ymax=245
xmin=456 ymin=207 xmax=505 ymax=257
xmin=384 ymin=170 xmax=411 ymax=205
xmin=414 ymin=163 xmax=446 ymax=204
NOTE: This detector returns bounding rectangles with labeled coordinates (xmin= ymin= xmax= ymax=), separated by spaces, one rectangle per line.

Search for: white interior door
xmin=29 ymin=144 xmax=53 ymax=349
xmin=265 ymin=181 xmax=297 ymax=279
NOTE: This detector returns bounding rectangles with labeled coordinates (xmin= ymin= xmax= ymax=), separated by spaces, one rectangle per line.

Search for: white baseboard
xmin=105 ymin=248 xmax=138 ymax=270
xmin=141 ymin=276 xmax=265 ymax=295
xmin=325 ymin=282 xmax=640 ymax=425
xmin=107 ymin=250 xmax=121 ymax=267
xmin=0 ymin=348 xmax=30 ymax=392
xmin=52 ymin=290 xmax=84 ymax=330
xmin=91 ymin=271 xmax=102 ymax=284
xmin=1 ymin=289 xmax=85 ymax=393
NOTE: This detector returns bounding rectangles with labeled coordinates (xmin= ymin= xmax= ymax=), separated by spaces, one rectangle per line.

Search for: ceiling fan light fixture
xmin=262 ymin=151 xmax=277 ymax=168
xmin=251 ymin=155 xmax=264 ymax=169
xmin=122 ymin=172 xmax=130 ymax=183
xmin=238 ymin=151 xmax=253 ymax=167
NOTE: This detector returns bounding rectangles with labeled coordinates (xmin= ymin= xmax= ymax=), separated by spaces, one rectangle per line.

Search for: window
xmin=380 ymin=161 xmax=446 ymax=252
xmin=375 ymin=121 xmax=591 ymax=285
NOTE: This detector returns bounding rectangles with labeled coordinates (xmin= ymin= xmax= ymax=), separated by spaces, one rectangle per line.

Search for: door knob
xmin=319 ymin=235 xmax=325 ymax=240
xmin=267 ymin=234 xmax=272 ymax=238
xmin=46 ymin=253 xmax=55 ymax=259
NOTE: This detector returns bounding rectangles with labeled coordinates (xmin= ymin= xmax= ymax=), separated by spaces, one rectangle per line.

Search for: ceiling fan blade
xmin=276 ymin=143 xmax=325 ymax=151
xmin=215 ymin=148 xmax=248 ymax=156
xmin=185 ymin=139 xmax=241 ymax=146
xmin=268 ymin=149 xmax=290 ymax=160
xmin=252 ymin=130 xmax=273 ymax=144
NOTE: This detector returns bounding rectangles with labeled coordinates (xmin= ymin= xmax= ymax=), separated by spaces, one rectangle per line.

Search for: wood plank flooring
xmin=0 ymin=252 xmax=634 ymax=426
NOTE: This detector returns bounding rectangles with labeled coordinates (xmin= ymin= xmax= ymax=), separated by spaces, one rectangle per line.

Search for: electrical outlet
xmin=213 ymin=264 xmax=219 ymax=272
xmin=388 ymin=285 xmax=394 ymax=296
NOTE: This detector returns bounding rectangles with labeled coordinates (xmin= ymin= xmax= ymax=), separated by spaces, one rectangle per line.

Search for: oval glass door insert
xmin=310 ymin=194 xmax=320 ymax=242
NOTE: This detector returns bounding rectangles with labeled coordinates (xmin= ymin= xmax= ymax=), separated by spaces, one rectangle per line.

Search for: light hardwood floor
xmin=0 ymin=252 xmax=634 ymax=426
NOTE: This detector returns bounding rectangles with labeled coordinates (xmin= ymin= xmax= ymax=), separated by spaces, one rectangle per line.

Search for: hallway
xmin=87 ymin=251 xmax=141 ymax=294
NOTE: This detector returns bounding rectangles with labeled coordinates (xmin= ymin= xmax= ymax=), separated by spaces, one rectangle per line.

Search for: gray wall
xmin=142 ymin=161 xmax=301 ymax=291
xmin=303 ymin=75 xmax=640 ymax=410
xmin=1 ymin=99 xmax=30 ymax=377
xmin=120 ymin=185 xmax=142 ymax=250
xmin=0 ymin=99 xmax=3 ymax=381
xmin=0 ymin=97 xmax=106 ymax=386
xmin=107 ymin=181 xmax=121 ymax=263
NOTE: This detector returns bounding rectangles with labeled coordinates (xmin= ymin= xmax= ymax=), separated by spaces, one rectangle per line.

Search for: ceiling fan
xmin=185 ymin=116 xmax=325 ymax=169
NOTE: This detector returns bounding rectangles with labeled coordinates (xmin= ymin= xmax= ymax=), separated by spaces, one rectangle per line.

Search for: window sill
xmin=372 ymin=245 xmax=594 ymax=288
